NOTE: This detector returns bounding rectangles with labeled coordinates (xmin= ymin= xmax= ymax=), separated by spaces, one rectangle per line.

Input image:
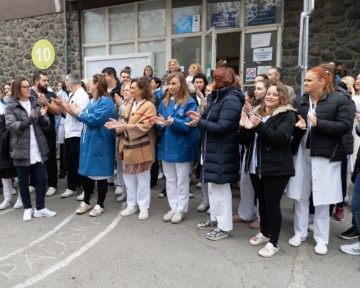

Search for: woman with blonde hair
xmin=152 ymin=72 xmax=198 ymax=224
xmin=186 ymin=63 xmax=204 ymax=83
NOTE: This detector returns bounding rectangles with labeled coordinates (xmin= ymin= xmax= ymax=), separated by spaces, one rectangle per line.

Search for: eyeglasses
xmin=21 ymin=86 xmax=31 ymax=89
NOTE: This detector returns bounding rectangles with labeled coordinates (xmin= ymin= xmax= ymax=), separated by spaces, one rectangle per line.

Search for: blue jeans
xmin=352 ymin=172 xmax=360 ymax=242
xmin=16 ymin=162 xmax=47 ymax=210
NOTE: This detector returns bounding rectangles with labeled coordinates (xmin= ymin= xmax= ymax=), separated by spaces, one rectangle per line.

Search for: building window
xmin=109 ymin=5 xmax=135 ymax=41
xmin=83 ymin=9 xmax=106 ymax=44
xmin=138 ymin=0 xmax=166 ymax=38
xmin=84 ymin=46 xmax=106 ymax=57
xmin=245 ymin=0 xmax=283 ymax=26
xmin=138 ymin=40 xmax=166 ymax=76
xmin=110 ymin=43 xmax=135 ymax=55
xmin=172 ymin=0 xmax=202 ymax=35
xmin=207 ymin=0 xmax=241 ymax=30
xmin=172 ymin=36 xmax=202 ymax=73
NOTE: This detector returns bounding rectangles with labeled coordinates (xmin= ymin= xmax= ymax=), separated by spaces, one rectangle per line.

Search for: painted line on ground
xmin=0 ymin=213 xmax=76 ymax=263
xmin=12 ymin=211 xmax=122 ymax=288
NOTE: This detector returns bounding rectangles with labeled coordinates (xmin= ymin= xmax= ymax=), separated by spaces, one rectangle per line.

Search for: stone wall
xmin=0 ymin=11 xmax=81 ymax=89
xmin=283 ymin=0 xmax=360 ymax=92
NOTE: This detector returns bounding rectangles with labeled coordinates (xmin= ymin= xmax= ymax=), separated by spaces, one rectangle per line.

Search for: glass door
xmin=204 ymin=28 xmax=217 ymax=79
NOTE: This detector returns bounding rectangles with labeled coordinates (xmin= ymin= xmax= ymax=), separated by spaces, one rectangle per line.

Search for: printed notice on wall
xmin=251 ymin=33 xmax=271 ymax=48
xmin=253 ymin=47 xmax=273 ymax=62
xmin=257 ymin=65 xmax=272 ymax=75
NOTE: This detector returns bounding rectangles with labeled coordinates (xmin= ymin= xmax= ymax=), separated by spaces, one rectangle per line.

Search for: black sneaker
xmin=339 ymin=227 xmax=359 ymax=240
xmin=197 ymin=219 xmax=217 ymax=230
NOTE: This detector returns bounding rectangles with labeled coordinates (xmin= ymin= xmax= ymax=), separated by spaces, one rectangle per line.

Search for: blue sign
xmin=211 ymin=12 xmax=237 ymax=29
xmin=176 ymin=16 xmax=193 ymax=34
xmin=247 ymin=5 xmax=277 ymax=26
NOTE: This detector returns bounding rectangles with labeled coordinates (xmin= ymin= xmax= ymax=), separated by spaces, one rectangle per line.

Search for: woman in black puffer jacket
xmin=287 ymin=66 xmax=354 ymax=256
xmin=239 ymin=81 xmax=296 ymax=258
xmin=186 ymin=66 xmax=243 ymax=241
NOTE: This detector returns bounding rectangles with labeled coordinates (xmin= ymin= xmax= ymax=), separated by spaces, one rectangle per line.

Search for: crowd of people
xmin=0 ymin=59 xmax=360 ymax=258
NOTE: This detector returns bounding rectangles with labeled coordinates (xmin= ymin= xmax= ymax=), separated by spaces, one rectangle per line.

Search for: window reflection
xmin=109 ymin=5 xmax=134 ymax=41
xmin=83 ymin=10 xmax=106 ymax=44
xmin=138 ymin=1 xmax=166 ymax=37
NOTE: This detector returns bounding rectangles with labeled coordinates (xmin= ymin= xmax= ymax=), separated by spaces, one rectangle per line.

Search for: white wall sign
xmin=251 ymin=33 xmax=271 ymax=48
xmin=253 ymin=47 xmax=273 ymax=62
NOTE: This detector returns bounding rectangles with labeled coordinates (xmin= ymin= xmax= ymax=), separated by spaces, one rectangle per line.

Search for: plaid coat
xmin=118 ymin=99 xmax=156 ymax=165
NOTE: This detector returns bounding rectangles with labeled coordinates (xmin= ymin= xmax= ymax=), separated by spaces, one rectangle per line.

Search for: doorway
xmin=216 ymin=32 xmax=241 ymax=74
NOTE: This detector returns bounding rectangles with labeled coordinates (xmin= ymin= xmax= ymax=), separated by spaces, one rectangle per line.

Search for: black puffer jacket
xmin=198 ymin=86 xmax=242 ymax=184
xmin=291 ymin=90 xmax=354 ymax=161
xmin=335 ymin=86 xmax=355 ymax=155
xmin=239 ymin=105 xmax=296 ymax=177
xmin=5 ymin=95 xmax=49 ymax=166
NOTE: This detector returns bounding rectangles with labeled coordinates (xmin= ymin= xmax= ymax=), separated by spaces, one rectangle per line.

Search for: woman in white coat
xmin=287 ymin=66 xmax=354 ymax=255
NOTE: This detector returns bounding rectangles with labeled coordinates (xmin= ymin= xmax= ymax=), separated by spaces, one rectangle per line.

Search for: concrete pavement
xmin=0 ymin=177 xmax=358 ymax=288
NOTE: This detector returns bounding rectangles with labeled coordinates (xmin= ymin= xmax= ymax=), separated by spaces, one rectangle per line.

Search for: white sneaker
xmin=89 ymin=205 xmax=104 ymax=217
xmin=196 ymin=182 xmax=202 ymax=189
xmin=314 ymin=242 xmax=328 ymax=255
xmin=12 ymin=188 xmax=17 ymax=195
xmin=14 ymin=196 xmax=23 ymax=209
xmin=189 ymin=192 xmax=194 ymax=198
xmin=61 ymin=189 xmax=76 ymax=198
xmin=288 ymin=235 xmax=306 ymax=247
xmin=138 ymin=209 xmax=149 ymax=220
xmin=171 ymin=212 xmax=183 ymax=224
xmin=258 ymin=243 xmax=279 ymax=257
xmin=120 ymin=207 xmax=139 ymax=216
xmin=76 ymin=191 xmax=84 ymax=201
xmin=0 ymin=200 xmax=12 ymax=210
xmin=206 ymin=208 xmax=210 ymax=215
xmin=157 ymin=172 xmax=164 ymax=180
xmin=116 ymin=194 xmax=126 ymax=202
xmin=197 ymin=201 xmax=209 ymax=212
xmin=33 ymin=208 xmax=57 ymax=218
xmin=114 ymin=186 xmax=124 ymax=195
xmin=23 ymin=208 xmax=33 ymax=221
xmin=29 ymin=186 xmax=35 ymax=193
xmin=250 ymin=232 xmax=270 ymax=246
xmin=340 ymin=242 xmax=360 ymax=256
xmin=163 ymin=211 xmax=175 ymax=222
xmin=46 ymin=187 xmax=57 ymax=197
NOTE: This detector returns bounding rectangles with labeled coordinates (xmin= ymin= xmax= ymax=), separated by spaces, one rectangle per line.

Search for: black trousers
xmin=30 ymin=136 xmax=58 ymax=188
xmin=65 ymin=137 xmax=81 ymax=191
xmin=250 ymin=174 xmax=290 ymax=246
xmin=82 ymin=176 xmax=108 ymax=208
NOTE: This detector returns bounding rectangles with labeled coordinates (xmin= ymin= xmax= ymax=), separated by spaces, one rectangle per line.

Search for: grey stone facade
xmin=283 ymin=0 xmax=360 ymax=92
xmin=0 ymin=11 xmax=81 ymax=88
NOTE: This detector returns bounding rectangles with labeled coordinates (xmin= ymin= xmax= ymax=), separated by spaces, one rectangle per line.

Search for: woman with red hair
xmin=287 ymin=67 xmax=354 ymax=255
xmin=186 ymin=66 xmax=243 ymax=240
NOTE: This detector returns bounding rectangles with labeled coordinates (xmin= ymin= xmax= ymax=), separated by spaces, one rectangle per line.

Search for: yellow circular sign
xmin=31 ymin=39 xmax=56 ymax=69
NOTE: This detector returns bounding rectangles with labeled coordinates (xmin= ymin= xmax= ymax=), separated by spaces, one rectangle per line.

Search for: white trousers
xmin=238 ymin=157 xmax=258 ymax=221
xmin=293 ymin=154 xmax=330 ymax=244
xmin=208 ymin=182 xmax=233 ymax=232
xmin=1 ymin=178 xmax=13 ymax=202
xmin=123 ymin=170 xmax=150 ymax=210
xmin=116 ymin=159 xmax=126 ymax=196
xmin=202 ymin=183 xmax=209 ymax=205
xmin=162 ymin=161 xmax=190 ymax=214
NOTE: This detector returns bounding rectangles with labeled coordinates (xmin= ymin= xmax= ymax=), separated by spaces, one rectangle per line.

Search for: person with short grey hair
xmin=53 ymin=72 xmax=89 ymax=200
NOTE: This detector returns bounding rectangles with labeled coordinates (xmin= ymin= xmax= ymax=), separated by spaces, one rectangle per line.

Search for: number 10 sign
xmin=32 ymin=39 xmax=56 ymax=69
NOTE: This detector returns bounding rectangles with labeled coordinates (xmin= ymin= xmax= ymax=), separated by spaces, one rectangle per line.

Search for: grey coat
xmin=5 ymin=95 xmax=49 ymax=166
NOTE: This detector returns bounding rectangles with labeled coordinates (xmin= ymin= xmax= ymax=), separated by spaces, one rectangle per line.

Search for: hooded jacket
xmin=5 ymin=95 xmax=49 ymax=166
xmin=239 ymin=104 xmax=296 ymax=177
xmin=198 ymin=86 xmax=242 ymax=184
